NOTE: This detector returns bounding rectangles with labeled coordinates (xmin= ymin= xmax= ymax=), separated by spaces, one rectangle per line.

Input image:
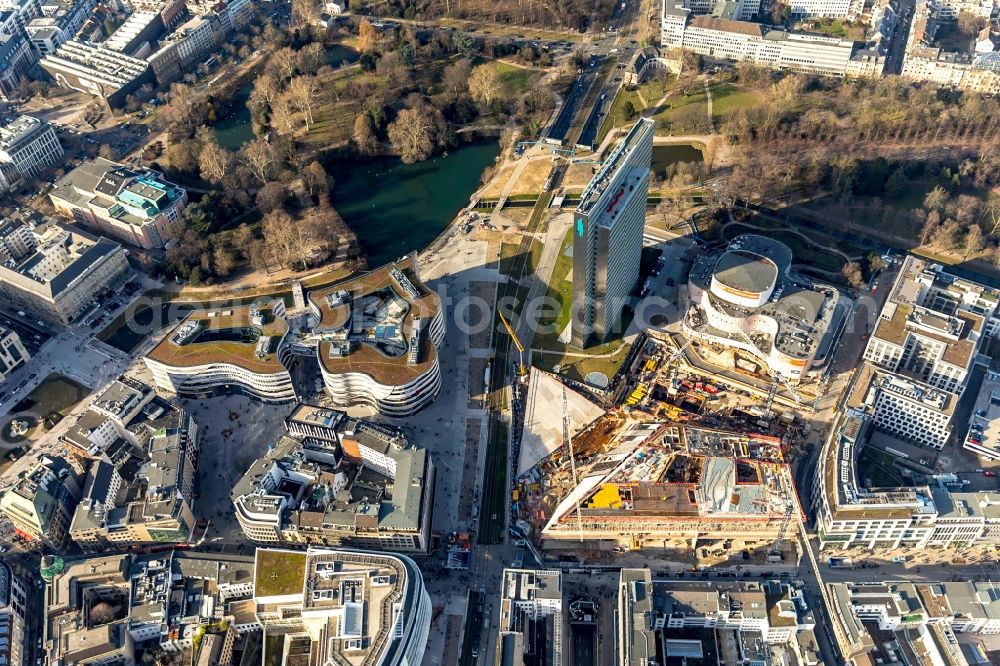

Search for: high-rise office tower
xmin=571 ymin=118 xmax=654 ymax=347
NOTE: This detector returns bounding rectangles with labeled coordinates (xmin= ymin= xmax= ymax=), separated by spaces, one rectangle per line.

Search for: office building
xmin=103 ymin=10 xmax=164 ymax=56
xmin=145 ymin=303 xmax=296 ymax=402
xmin=0 ymin=115 xmax=63 ymax=193
xmin=43 ymin=549 xmax=256 ymax=661
xmin=497 ymin=569 xmax=563 ymax=666
xmin=0 ymin=219 xmax=129 ymax=324
xmin=0 ymin=325 xmax=28 ymax=378
xmin=572 ymin=118 xmax=653 ymax=346
xmin=618 ymin=570 xmax=820 ymax=666
xmin=814 ymin=410 xmax=1000 ymax=550
xmin=686 ymin=234 xmax=846 ymax=382
xmin=662 ymin=8 xmax=866 ymax=76
xmin=232 ymin=405 xmax=435 ymax=552
xmin=40 ymin=40 xmax=154 ymax=107
xmin=540 ymin=423 xmax=797 ymax=549
xmin=67 ymin=380 xmax=201 ymax=549
xmin=49 ymin=157 xmax=187 ymax=249
xmin=0 ymin=33 xmax=34 ymax=99
xmin=307 ymin=256 xmax=445 ymax=416
xmin=0 ymin=561 xmax=26 ymax=666
xmin=0 ymin=455 xmax=82 ymax=550
xmin=252 ymin=547 xmax=431 ymax=666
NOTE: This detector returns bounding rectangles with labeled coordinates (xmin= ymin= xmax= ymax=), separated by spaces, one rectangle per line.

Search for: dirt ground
xmin=509 ymin=158 xmax=557 ymax=195
xmin=479 ymin=165 xmax=514 ymax=199
xmin=563 ymin=162 xmax=599 ymax=192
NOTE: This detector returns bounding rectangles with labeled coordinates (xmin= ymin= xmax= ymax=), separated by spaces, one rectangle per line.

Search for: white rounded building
xmin=308 ymin=256 xmax=445 ymax=417
xmin=685 ymin=234 xmax=845 ymax=381
xmin=144 ymin=303 xmax=296 ymax=402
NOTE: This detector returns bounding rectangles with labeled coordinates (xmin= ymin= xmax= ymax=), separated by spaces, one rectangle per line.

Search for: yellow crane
xmin=498 ymin=310 xmax=528 ymax=382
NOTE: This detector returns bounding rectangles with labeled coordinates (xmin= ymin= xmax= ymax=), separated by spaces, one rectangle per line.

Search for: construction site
xmin=512 ymin=361 xmax=803 ymax=566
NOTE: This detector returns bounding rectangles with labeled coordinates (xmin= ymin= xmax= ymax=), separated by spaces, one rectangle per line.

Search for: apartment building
xmin=859 ymin=256 xmax=997 ymax=448
xmin=572 ymin=118 xmax=653 ymax=346
xmin=814 ymin=410 xmax=1000 ymax=550
xmin=24 ymin=0 xmax=97 ymax=55
xmin=0 ymin=325 xmax=28 ymax=378
xmin=252 ymin=548 xmax=431 ymax=666
xmin=829 ymin=580 xmax=1000 ymax=666
xmin=618 ymin=570 xmax=820 ymax=666
xmin=902 ymin=0 xmax=1000 ymax=93
xmin=0 ymin=455 xmax=82 ymax=550
xmin=0 ymin=561 xmax=27 ymax=666
xmin=40 ymin=40 xmax=154 ymax=107
xmin=497 ymin=569 xmax=564 ymax=666
xmin=0 ymin=115 xmax=62 ymax=193
xmin=0 ymin=219 xmax=129 ymax=324
xmin=50 ymin=157 xmax=187 ymax=249
xmin=67 ymin=385 xmax=201 ymax=550
xmin=662 ymin=8 xmax=863 ymax=76
xmin=232 ymin=406 xmax=435 ymax=552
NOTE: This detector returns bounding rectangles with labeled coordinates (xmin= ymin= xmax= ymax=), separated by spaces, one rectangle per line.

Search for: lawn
xmin=498 ymin=237 xmax=542 ymax=278
xmin=496 ymin=61 xmax=543 ymax=95
xmin=597 ymin=87 xmax=645 ymax=145
xmin=709 ymin=83 xmax=762 ymax=123
xmin=532 ymin=229 xmax=575 ymax=345
xmin=638 ymin=75 xmax=681 ymax=105
xmin=652 ymin=88 xmax=709 ymax=135
xmin=11 ymin=374 xmax=90 ymax=429
xmin=254 ymin=550 xmax=306 ymax=597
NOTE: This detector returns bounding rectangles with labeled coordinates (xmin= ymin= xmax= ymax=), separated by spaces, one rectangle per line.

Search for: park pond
xmin=325 ymin=140 xmax=500 ymax=267
xmin=651 ymin=143 xmax=703 ymax=177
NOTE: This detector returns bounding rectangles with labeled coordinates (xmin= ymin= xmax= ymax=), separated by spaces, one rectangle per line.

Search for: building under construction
xmin=537 ymin=422 xmax=799 ymax=550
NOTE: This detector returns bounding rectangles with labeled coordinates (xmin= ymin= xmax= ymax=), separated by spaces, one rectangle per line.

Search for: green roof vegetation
xmin=255 ymin=550 xmax=306 ymax=597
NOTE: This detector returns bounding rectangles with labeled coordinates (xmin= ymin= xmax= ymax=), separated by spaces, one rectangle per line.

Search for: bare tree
xmin=358 ymin=19 xmax=378 ymax=53
xmin=269 ymin=93 xmax=299 ymax=134
xmin=353 ymin=114 xmax=378 ymax=155
xmin=468 ymin=64 xmax=505 ymax=108
xmin=288 ymin=76 xmax=319 ymax=129
xmin=89 ymin=602 xmax=119 ymax=626
xmin=239 ymin=139 xmax=276 ymax=184
xmin=841 ymin=261 xmax=865 ymax=290
xmin=442 ymin=60 xmax=472 ymax=95
xmin=387 ymin=105 xmax=444 ymax=163
xmin=263 ymin=209 xmax=296 ymax=266
xmin=965 ymin=225 xmax=986 ymax=258
xmin=198 ymin=140 xmax=233 ymax=185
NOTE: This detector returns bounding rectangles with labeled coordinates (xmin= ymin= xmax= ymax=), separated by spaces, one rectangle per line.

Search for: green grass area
xmin=254 ymin=550 xmax=306 ymax=597
xmin=532 ymin=229 xmax=575 ymax=344
xmin=652 ymin=87 xmax=710 ymax=135
xmin=597 ymin=88 xmax=644 ymax=145
xmin=478 ymin=417 xmax=509 ymax=544
xmin=12 ymin=374 xmax=90 ymax=428
xmin=794 ymin=17 xmax=866 ymax=39
xmin=709 ymin=83 xmax=762 ymax=123
xmin=498 ymin=238 xmax=542 ymax=277
xmin=496 ymin=61 xmax=542 ymax=94
xmin=638 ymin=75 xmax=681 ymax=104
xmin=264 ymin=635 xmax=284 ymax=666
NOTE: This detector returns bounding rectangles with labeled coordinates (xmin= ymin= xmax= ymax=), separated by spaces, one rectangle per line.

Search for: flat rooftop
xmin=146 ymin=304 xmax=288 ymax=373
xmin=963 ymin=370 xmax=1000 ymax=459
xmin=713 ymin=249 xmax=779 ymax=295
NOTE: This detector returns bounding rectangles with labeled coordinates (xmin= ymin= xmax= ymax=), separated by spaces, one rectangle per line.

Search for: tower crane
xmin=498 ymin=310 xmax=528 ymax=383
xmin=562 ymin=384 xmax=584 ymax=542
